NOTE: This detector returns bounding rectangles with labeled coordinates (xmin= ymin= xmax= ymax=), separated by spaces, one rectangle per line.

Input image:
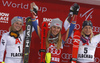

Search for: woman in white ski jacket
xmin=0 ymin=16 xmax=35 ymax=63
xmin=77 ymin=20 xmax=96 ymax=63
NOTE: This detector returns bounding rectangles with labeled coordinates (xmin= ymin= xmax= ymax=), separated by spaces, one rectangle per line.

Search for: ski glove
xmin=70 ymin=3 xmax=80 ymax=15
xmin=45 ymin=53 xmax=51 ymax=63
xmin=30 ymin=3 xmax=38 ymax=16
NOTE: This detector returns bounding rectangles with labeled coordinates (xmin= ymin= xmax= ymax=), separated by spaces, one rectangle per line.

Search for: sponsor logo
xmin=0 ymin=12 xmax=9 ymax=23
xmin=61 ymin=53 xmax=72 ymax=59
xmin=80 ymin=8 xmax=93 ymax=20
xmin=26 ymin=25 xmax=31 ymax=37
xmin=95 ymin=57 xmax=100 ymax=63
xmin=64 ymin=38 xmax=73 ymax=47
xmin=96 ymin=42 xmax=100 ymax=48
xmin=11 ymin=53 xmax=22 ymax=57
xmin=0 ymin=30 xmax=7 ymax=36
xmin=93 ymin=26 xmax=100 ymax=33
xmin=43 ymin=18 xmax=52 ymax=28
xmin=25 ymin=24 xmax=31 ymax=47
xmin=78 ymin=54 xmax=93 ymax=58
xmin=2 ymin=0 xmax=47 ymax=13
xmin=47 ymin=45 xmax=61 ymax=55
xmin=74 ymin=24 xmax=80 ymax=30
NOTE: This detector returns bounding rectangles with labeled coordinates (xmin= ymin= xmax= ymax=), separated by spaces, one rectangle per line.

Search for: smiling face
xmin=51 ymin=26 xmax=61 ymax=36
xmin=13 ymin=21 xmax=23 ymax=31
xmin=83 ymin=25 xmax=92 ymax=35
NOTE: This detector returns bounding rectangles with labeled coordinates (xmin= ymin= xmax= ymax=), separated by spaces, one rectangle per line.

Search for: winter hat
xmin=11 ymin=16 xmax=23 ymax=25
xmin=50 ymin=18 xmax=62 ymax=29
xmin=82 ymin=20 xmax=93 ymax=29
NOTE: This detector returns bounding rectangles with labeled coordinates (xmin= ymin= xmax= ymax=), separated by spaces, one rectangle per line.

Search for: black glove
xmin=39 ymin=49 xmax=46 ymax=53
xmin=70 ymin=3 xmax=80 ymax=15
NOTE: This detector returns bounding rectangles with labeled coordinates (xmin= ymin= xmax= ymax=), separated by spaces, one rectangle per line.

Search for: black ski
xmin=24 ymin=17 xmax=32 ymax=63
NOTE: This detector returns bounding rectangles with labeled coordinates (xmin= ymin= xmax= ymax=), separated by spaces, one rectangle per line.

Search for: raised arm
xmin=62 ymin=3 xmax=80 ymax=41
xmin=30 ymin=2 xmax=41 ymax=39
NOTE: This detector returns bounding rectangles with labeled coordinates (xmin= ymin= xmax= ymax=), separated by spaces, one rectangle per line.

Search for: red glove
xmin=0 ymin=62 xmax=2 ymax=63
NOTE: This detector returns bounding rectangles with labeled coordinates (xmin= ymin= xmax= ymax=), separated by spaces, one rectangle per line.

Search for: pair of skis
xmin=71 ymin=30 xmax=81 ymax=63
xmin=24 ymin=17 xmax=80 ymax=63
xmin=24 ymin=17 xmax=48 ymax=63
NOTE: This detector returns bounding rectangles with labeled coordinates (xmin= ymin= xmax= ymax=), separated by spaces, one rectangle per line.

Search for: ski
xmin=71 ymin=30 xmax=81 ymax=63
xmin=40 ymin=22 xmax=48 ymax=63
xmin=24 ymin=17 xmax=32 ymax=63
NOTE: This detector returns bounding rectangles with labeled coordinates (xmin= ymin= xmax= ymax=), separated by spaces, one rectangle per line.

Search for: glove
xmin=30 ymin=2 xmax=39 ymax=16
xmin=45 ymin=53 xmax=51 ymax=63
xmin=70 ymin=3 xmax=80 ymax=15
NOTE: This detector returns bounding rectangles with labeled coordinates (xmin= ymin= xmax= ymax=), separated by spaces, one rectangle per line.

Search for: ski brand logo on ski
xmin=26 ymin=25 xmax=31 ymax=37
xmin=41 ymin=22 xmax=48 ymax=63
xmin=24 ymin=17 xmax=32 ymax=63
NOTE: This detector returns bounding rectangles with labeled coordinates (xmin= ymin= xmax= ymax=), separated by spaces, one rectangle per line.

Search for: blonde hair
xmin=9 ymin=24 xmax=23 ymax=34
xmin=81 ymin=28 xmax=93 ymax=40
xmin=46 ymin=29 xmax=62 ymax=50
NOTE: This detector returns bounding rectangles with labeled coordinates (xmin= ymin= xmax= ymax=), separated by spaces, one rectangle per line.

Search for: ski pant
xmin=5 ymin=57 xmax=23 ymax=63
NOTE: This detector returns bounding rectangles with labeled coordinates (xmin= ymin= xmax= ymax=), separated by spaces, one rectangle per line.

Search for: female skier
xmin=30 ymin=2 xmax=79 ymax=63
xmin=0 ymin=17 xmax=35 ymax=63
xmin=77 ymin=20 xmax=96 ymax=63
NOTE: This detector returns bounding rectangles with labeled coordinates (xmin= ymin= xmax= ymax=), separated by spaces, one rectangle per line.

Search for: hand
xmin=30 ymin=2 xmax=38 ymax=16
xmin=70 ymin=3 xmax=80 ymax=15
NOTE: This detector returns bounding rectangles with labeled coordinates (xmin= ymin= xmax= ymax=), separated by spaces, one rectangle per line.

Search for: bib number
xmin=84 ymin=47 xmax=88 ymax=53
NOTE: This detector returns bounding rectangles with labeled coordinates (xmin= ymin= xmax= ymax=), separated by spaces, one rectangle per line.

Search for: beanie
xmin=82 ymin=20 xmax=93 ymax=29
xmin=11 ymin=16 xmax=23 ymax=25
xmin=50 ymin=18 xmax=62 ymax=29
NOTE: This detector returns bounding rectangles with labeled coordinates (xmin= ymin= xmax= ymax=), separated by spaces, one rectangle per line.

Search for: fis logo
xmin=80 ymin=8 xmax=94 ymax=20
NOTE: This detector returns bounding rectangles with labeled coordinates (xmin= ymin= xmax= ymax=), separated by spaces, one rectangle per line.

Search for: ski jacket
xmin=0 ymin=28 xmax=35 ymax=62
xmin=0 ymin=32 xmax=25 ymax=62
xmin=32 ymin=17 xmax=76 ymax=62
xmin=77 ymin=34 xmax=100 ymax=62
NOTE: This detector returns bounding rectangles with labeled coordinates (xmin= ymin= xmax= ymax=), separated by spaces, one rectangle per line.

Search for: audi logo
xmin=93 ymin=26 xmax=100 ymax=33
xmin=75 ymin=24 xmax=80 ymax=30
xmin=0 ymin=30 xmax=7 ymax=36
xmin=61 ymin=53 xmax=72 ymax=59
xmin=95 ymin=57 xmax=100 ymax=63
xmin=96 ymin=42 xmax=100 ymax=48
xmin=64 ymin=38 xmax=73 ymax=47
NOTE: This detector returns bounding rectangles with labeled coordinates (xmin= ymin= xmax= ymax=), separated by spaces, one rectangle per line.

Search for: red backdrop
xmin=0 ymin=0 xmax=100 ymax=63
